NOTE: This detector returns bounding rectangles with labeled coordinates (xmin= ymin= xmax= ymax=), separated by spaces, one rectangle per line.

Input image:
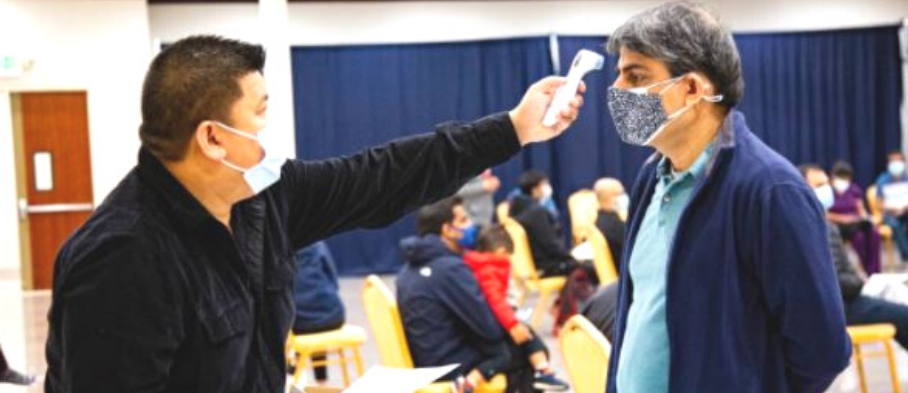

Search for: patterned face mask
xmin=607 ymin=75 xmax=723 ymax=146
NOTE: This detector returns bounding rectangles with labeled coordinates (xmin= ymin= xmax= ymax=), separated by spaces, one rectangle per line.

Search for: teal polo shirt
xmin=616 ymin=144 xmax=713 ymax=393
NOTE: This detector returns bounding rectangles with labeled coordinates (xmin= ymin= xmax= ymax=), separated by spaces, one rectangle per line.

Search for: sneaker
xmin=533 ymin=371 xmax=569 ymax=392
xmin=0 ymin=369 xmax=36 ymax=386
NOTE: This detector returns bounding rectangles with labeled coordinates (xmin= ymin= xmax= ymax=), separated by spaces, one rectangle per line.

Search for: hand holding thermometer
xmin=542 ymin=49 xmax=604 ymax=127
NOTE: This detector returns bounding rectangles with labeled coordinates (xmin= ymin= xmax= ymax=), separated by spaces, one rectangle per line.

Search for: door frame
xmin=7 ymin=87 xmax=91 ymax=291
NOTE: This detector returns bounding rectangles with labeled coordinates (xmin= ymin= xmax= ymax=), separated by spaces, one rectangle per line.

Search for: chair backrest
xmin=568 ymin=190 xmax=599 ymax=245
xmin=496 ymin=201 xmax=511 ymax=224
xmin=560 ymin=315 xmax=611 ymax=393
xmin=587 ymin=226 xmax=618 ymax=286
xmin=362 ymin=275 xmax=414 ymax=369
xmin=867 ymin=185 xmax=883 ymax=220
xmin=501 ymin=218 xmax=540 ymax=282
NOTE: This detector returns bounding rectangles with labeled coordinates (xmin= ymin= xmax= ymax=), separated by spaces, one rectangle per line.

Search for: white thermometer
xmin=542 ymin=49 xmax=604 ymax=127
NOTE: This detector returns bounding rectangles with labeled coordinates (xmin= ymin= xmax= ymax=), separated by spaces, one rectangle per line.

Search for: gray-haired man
xmin=605 ymin=3 xmax=851 ymax=393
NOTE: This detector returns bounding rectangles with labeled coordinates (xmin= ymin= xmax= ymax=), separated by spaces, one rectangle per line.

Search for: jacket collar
xmin=136 ymin=147 xmax=217 ymax=229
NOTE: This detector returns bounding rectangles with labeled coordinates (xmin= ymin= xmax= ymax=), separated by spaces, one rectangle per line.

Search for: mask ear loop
xmin=642 ymin=78 xmax=724 ymax=146
xmin=691 ymin=75 xmax=725 ymax=103
xmin=627 ymin=75 xmax=685 ymax=95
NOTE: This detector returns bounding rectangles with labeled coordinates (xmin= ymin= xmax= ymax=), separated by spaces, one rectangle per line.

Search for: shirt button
xmin=663 ymin=195 xmax=671 ymax=203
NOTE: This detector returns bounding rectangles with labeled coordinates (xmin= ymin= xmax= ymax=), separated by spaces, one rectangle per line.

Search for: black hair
xmin=415 ymin=196 xmax=464 ymax=236
xmin=139 ymin=35 xmax=266 ymax=161
xmin=476 ymin=225 xmax=514 ymax=254
xmin=518 ymin=170 xmax=548 ymax=195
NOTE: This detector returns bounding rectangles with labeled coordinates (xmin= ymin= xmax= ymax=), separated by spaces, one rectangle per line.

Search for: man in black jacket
xmin=802 ymin=164 xmax=908 ymax=349
xmin=509 ymin=170 xmax=576 ymax=278
xmin=45 ymin=35 xmax=585 ymax=393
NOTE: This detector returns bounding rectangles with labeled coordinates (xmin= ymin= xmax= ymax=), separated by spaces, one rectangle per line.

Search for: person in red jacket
xmin=464 ymin=225 xmax=569 ymax=392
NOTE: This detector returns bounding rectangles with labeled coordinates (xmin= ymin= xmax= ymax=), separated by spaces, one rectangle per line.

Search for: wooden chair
xmin=500 ymin=218 xmax=567 ymax=329
xmin=286 ymin=325 xmax=366 ymax=387
xmin=847 ymin=323 xmax=902 ymax=393
xmin=361 ymin=275 xmax=506 ymax=393
xmin=586 ymin=226 xmax=619 ymax=286
xmin=866 ymin=185 xmax=898 ymax=268
xmin=496 ymin=201 xmax=510 ymax=224
xmin=560 ymin=315 xmax=610 ymax=393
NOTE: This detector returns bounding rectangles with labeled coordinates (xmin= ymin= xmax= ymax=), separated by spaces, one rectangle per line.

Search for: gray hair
xmin=606 ymin=2 xmax=744 ymax=107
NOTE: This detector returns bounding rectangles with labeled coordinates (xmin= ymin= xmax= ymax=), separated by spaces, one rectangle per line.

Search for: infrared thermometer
xmin=542 ymin=49 xmax=604 ymax=127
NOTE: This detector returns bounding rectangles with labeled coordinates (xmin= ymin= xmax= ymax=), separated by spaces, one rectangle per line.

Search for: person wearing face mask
xmin=396 ymin=197 xmax=537 ymax=393
xmin=801 ymin=165 xmax=908 ymax=351
xmin=457 ymin=169 xmax=502 ymax=225
xmin=876 ymin=150 xmax=908 ymax=260
xmin=508 ymin=170 xmax=576 ymax=278
xmin=604 ymin=4 xmax=850 ymax=393
xmin=45 ymin=36 xmax=587 ymax=393
xmin=593 ymin=177 xmax=628 ymax=273
xmin=827 ymin=161 xmax=882 ymax=274
xmin=509 ymin=170 xmax=598 ymax=330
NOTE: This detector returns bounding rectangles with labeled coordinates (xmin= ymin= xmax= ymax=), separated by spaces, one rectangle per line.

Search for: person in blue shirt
xmin=604 ymin=3 xmax=851 ymax=393
xmin=875 ymin=150 xmax=908 ymax=260
xmin=290 ymin=241 xmax=345 ymax=384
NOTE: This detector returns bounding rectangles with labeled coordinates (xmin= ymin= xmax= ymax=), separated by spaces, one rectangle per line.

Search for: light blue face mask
xmin=616 ymin=193 xmax=630 ymax=213
xmin=216 ymin=121 xmax=285 ymax=195
xmin=814 ymin=184 xmax=835 ymax=211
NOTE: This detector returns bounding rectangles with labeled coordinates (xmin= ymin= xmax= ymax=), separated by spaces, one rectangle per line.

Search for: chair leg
xmin=352 ymin=346 xmax=365 ymax=377
xmin=338 ymin=349 xmax=351 ymax=387
xmin=531 ymin=289 xmax=551 ymax=330
xmin=292 ymin=349 xmax=310 ymax=387
xmin=854 ymin=345 xmax=869 ymax=393
xmin=884 ymin=340 xmax=902 ymax=393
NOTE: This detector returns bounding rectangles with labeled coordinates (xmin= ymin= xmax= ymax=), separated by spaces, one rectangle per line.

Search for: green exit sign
xmin=0 ymin=55 xmax=23 ymax=78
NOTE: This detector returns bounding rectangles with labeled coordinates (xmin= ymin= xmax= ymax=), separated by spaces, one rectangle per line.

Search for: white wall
xmin=148 ymin=0 xmax=908 ymax=46
xmin=0 ymin=0 xmax=151 ymax=271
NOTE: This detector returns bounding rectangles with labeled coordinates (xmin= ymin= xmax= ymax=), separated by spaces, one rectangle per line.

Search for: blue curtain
xmin=292 ymin=38 xmax=552 ymax=275
xmin=734 ymin=26 xmax=903 ymax=186
xmin=292 ymin=26 xmax=903 ymax=275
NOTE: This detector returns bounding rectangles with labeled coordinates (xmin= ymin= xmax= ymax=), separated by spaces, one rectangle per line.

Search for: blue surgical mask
xmin=217 ymin=122 xmax=285 ymax=195
xmin=889 ymin=161 xmax=906 ymax=177
xmin=456 ymin=224 xmax=480 ymax=250
xmin=814 ymin=184 xmax=835 ymax=211
xmin=607 ymin=75 xmax=723 ymax=146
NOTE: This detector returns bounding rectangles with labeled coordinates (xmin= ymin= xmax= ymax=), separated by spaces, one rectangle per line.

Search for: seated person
xmin=803 ymin=165 xmax=908 ymax=350
xmin=396 ymin=197 xmax=523 ymax=393
xmin=508 ymin=170 xmax=576 ymax=278
xmin=876 ymin=150 xmax=908 ymax=260
xmin=457 ymin=169 xmax=501 ymax=225
xmin=828 ymin=161 xmax=881 ymax=274
xmin=580 ymin=282 xmax=619 ymax=343
xmin=464 ymin=225 xmax=570 ymax=392
xmin=593 ymin=177 xmax=628 ymax=272
xmin=510 ymin=170 xmax=598 ymax=329
xmin=290 ymin=241 xmax=345 ymax=384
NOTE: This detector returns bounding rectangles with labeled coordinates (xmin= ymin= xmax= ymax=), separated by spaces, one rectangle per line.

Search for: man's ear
xmin=195 ymin=121 xmax=228 ymax=161
xmin=685 ymin=73 xmax=715 ymax=105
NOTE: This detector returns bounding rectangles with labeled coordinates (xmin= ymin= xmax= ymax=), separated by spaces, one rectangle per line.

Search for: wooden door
xmin=17 ymin=92 xmax=93 ymax=290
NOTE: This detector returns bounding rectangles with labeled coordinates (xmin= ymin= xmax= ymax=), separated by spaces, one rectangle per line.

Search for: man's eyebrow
xmin=616 ymin=63 xmax=646 ymax=74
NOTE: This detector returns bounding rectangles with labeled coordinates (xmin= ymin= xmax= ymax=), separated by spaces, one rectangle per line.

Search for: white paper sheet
xmin=882 ymin=182 xmax=908 ymax=210
xmin=342 ymin=364 xmax=458 ymax=393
